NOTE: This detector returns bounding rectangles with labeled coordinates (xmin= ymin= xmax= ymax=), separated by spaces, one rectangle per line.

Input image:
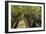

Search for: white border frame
xmin=8 ymin=2 xmax=44 ymax=32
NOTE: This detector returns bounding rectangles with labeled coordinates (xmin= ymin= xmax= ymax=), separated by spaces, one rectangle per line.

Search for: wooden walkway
xmin=12 ymin=18 xmax=29 ymax=28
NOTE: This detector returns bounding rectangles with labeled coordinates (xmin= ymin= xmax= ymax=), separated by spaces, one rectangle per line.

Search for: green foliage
xmin=11 ymin=5 xmax=41 ymax=28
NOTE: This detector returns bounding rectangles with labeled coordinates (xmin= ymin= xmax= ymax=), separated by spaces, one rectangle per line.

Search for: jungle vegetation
xmin=11 ymin=5 xmax=41 ymax=28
